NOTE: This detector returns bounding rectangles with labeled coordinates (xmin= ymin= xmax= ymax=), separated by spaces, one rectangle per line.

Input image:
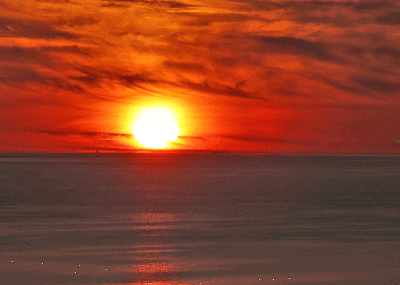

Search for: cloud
xmin=376 ymin=12 xmax=400 ymax=25
xmin=0 ymin=17 xmax=77 ymax=40
xmin=64 ymin=146 xmax=135 ymax=152
xmin=163 ymin=60 xmax=207 ymax=74
xmin=375 ymin=46 xmax=400 ymax=60
xmin=175 ymin=80 xmax=259 ymax=99
xmin=277 ymin=0 xmax=397 ymax=28
xmin=323 ymin=79 xmax=361 ymax=95
xmin=70 ymin=66 xmax=161 ymax=91
xmin=258 ymin=36 xmax=335 ymax=61
xmin=181 ymin=12 xmax=260 ymax=27
xmin=158 ymin=1 xmax=194 ymax=9
xmin=0 ymin=66 xmax=84 ymax=92
xmin=101 ymin=3 xmax=129 ymax=7
xmin=222 ymin=135 xmax=315 ymax=146
xmin=0 ymin=46 xmax=53 ymax=66
xmin=56 ymin=15 xmax=101 ymax=27
xmin=40 ymin=130 xmax=133 ymax=138
xmin=348 ymin=1 xmax=391 ymax=11
xmin=40 ymin=45 xmax=92 ymax=56
xmin=353 ymin=76 xmax=399 ymax=93
xmin=37 ymin=0 xmax=71 ymax=3
xmin=179 ymin=135 xmax=206 ymax=141
xmin=0 ymin=0 xmax=399 ymax=152
xmin=101 ymin=0 xmax=194 ymax=9
xmin=237 ymin=0 xmax=395 ymax=13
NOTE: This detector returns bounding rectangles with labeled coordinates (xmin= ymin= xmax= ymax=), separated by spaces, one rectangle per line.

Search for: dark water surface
xmin=1 ymin=153 xmax=399 ymax=284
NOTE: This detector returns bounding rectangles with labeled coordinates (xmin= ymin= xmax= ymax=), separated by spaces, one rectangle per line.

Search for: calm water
xmin=1 ymin=153 xmax=399 ymax=285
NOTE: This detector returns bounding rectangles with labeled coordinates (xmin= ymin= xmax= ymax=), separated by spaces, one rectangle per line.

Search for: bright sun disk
xmin=133 ymin=111 xmax=179 ymax=149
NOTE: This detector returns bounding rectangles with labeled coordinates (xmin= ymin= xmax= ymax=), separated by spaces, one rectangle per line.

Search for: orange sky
xmin=0 ymin=0 xmax=399 ymax=153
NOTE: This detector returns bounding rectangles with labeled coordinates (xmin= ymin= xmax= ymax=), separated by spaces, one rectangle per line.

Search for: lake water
xmin=1 ymin=153 xmax=399 ymax=284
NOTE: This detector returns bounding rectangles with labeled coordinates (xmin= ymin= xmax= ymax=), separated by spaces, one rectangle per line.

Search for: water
xmin=1 ymin=153 xmax=399 ymax=284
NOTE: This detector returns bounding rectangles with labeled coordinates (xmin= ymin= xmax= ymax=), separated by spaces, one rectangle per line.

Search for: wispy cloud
xmin=376 ymin=11 xmax=400 ymax=25
xmin=0 ymin=17 xmax=77 ymax=40
xmin=40 ymin=130 xmax=133 ymax=138
xmin=0 ymin=0 xmax=399 ymax=152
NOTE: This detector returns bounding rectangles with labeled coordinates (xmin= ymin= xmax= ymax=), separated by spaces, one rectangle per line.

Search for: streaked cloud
xmin=0 ymin=17 xmax=77 ymax=39
xmin=0 ymin=0 xmax=399 ymax=152
xmin=258 ymin=36 xmax=336 ymax=61
xmin=376 ymin=11 xmax=400 ymax=25
xmin=40 ymin=130 xmax=133 ymax=138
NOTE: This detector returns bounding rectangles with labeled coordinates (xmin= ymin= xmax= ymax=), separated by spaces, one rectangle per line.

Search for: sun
xmin=133 ymin=111 xmax=179 ymax=149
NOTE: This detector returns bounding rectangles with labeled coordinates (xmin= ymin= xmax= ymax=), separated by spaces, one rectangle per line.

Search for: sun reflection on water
xmin=126 ymin=212 xmax=189 ymax=285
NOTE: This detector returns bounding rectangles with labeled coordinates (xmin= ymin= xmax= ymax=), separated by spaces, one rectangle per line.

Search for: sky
xmin=0 ymin=0 xmax=399 ymax=153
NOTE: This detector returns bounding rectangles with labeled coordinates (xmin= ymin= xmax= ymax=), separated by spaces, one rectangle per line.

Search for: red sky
xmin=0 ymin=0 xmax=399 ymax=153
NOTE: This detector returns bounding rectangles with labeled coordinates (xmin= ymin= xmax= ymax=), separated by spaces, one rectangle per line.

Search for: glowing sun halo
xmin=133 ymin=111 xmax=179 ymax=149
